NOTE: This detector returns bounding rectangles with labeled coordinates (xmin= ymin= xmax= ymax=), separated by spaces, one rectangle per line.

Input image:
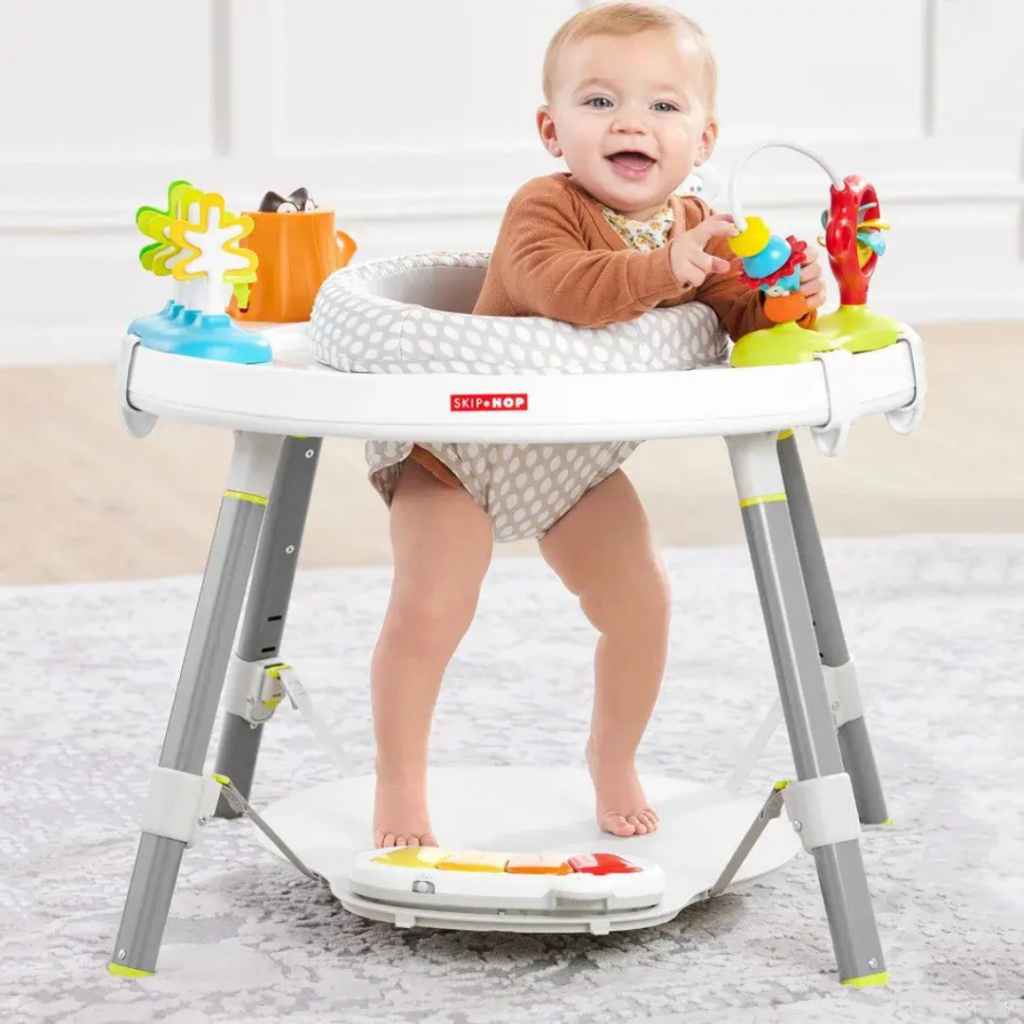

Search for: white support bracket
xmin=885 ymin=329 xmax=927 ymax=435
xmin=811 ymin=348 xmax=856 ymax=457
xmin=823 ymin=660 xmax=865 ymax=729
xmin=780 ymin=773 xmax=862 ymax=852
xmin=139 ymin=767 xmax=326 ymax=881
xmin=223 ymin=655 xmax=290 ymax=725
xmin=140 ymin=767 xmax=223 ymax=848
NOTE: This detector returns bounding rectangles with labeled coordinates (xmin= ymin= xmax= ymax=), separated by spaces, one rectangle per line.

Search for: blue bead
xmin=742 ymin=235 xmax=791 ymax=279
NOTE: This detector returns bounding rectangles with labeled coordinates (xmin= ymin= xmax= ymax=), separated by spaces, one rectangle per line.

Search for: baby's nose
xmin=612 ymin=119 xmax=650 ymax=135
xmin=611 ymin=109 xmax=651 ymax=134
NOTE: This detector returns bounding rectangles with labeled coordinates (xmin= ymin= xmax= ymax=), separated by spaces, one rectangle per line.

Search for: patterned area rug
xmin=2 ymin=536 xmax=1023 ymax=1023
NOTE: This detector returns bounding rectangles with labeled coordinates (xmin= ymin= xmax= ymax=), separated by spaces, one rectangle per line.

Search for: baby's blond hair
xmin=542 ymin=2 xmax=717 ymax=115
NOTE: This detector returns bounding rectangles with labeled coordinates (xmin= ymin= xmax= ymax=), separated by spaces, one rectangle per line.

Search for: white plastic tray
xmin=117 ymin=326 xmax=920 ymax=444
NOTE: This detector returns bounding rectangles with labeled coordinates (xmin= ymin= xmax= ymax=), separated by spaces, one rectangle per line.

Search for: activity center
xmin=112 ymin=138 xmax=925 ymax=991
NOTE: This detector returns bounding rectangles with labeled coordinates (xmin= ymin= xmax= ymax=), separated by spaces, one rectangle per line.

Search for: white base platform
xmin=253 ymin=766 xmax=803 ymax=935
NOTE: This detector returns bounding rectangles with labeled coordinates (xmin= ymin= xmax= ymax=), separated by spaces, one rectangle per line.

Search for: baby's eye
xmin=652 ymin=101 xmax=678 ymax=113
xmin=586 ymin=97 xmax=613 ymax=108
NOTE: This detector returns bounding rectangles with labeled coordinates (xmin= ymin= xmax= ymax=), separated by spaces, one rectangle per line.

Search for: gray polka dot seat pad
xmin=309 ymin=251 xmax=728 ymax=376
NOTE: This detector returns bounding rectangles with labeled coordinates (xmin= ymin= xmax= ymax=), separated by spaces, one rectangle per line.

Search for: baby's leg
xmin=539 ymin=469 xmax=671 ymax=837
xmin=371 ymin=459 xmax=493 ymax=847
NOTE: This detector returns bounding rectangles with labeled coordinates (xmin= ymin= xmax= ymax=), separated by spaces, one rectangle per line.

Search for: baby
xmin=368 ymin=2 xmax=826 ymax=848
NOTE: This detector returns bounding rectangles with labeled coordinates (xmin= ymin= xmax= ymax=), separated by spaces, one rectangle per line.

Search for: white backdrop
xmin=0 ymin=0 xmax=1021 ymax=366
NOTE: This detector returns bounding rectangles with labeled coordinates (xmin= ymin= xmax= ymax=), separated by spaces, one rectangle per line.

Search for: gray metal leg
xmin=110 ymin=431 xmax=283 ymax=977
xmin=777 ymin=431 xmax=890 ymax=825
xmin=213 ymin=712 xmax=264 ymax=818
xmin=726 ymin=432 xmax=887 ymax=988
xmin=213 ymin=436 xmax=322 ymax=818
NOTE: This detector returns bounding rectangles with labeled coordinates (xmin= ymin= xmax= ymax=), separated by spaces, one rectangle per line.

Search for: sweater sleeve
xmin=689 ymin=199 xmax=818 ymax=340
xmin=500 ymin=185 xmax=692 ymax=329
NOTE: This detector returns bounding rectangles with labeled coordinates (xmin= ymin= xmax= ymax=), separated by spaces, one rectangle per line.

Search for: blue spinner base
xmin=130 ymin=310 xmax=272 ymax=365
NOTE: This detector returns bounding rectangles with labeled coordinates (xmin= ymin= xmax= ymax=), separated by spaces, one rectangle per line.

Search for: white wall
xmin=0 ymin=0 xmax=1020 ymax=366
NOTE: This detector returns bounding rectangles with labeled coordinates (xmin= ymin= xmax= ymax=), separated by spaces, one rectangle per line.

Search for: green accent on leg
xmin=881 ymin=818 xmax=894 ymax=826
xmin=814 ymin=304 xmax=901 ymax=352
xmin=730 ymin=320 xmax=840 ymax=368
xmin=108 ymin=963 xmax=153 ymax=978
xmin=773 ymin=780 xmax=790 ymax=791
xmin=739 ymin=492 xmax=787 ymax=509
xmin=842 ymin=971 xmax=889 ymax=989
xmin=223 ymin=489 xmax=268 ymax=506
xmin=210 ymin=773 xmax=232 ymax=786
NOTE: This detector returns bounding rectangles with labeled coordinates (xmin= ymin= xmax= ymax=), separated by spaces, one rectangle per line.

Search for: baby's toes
xmin=377 ymin=832 xmax=397 ymax=848
xmin=638 ymin=811 xmax=658 ymax=832
xmin=626 ymin=814 xmax=648 ymax=835
xmin=602 ymin=813 xmax=637 ymax=837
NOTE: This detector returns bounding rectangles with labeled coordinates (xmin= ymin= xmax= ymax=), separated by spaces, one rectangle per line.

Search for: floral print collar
xmin=599 ymin=203 xmax=675 ymax=251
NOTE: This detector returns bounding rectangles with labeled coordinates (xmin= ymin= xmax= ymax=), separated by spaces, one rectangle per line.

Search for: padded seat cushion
xmin=309 ymin=252 xmax=728 ymax=375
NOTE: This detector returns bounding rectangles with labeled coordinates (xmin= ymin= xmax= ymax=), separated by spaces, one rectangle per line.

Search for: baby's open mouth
xmin=607 ymin=151 xmax=656 ymax=179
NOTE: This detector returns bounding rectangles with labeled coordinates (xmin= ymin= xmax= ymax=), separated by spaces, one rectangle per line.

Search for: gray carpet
xmin=2 ymin=535 xmax=1023 ymax=1024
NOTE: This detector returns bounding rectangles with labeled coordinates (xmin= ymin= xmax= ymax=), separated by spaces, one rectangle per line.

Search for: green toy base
xmin=729 ymin=320 xmax=839 ymax=369
xmin=815 ymin=304 xmax=901 ymax=353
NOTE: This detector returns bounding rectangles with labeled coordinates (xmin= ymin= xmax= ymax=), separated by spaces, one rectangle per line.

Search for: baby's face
xmin=539 ymin=29 xmax=716 ymax=219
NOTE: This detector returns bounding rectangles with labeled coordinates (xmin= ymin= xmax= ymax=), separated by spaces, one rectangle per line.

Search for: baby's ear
xmin=536 ymin=106 xmax=562 ymax=159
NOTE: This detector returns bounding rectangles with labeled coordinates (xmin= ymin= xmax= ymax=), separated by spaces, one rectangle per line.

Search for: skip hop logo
xmin=450 ymin=393 xmax=529 ymax=412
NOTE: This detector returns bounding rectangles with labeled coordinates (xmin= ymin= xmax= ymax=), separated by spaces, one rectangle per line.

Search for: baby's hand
xmin=798 ymin=244 xmax=827 ymax=309
xmin=670 ymin=213 xmax=737 ymax=288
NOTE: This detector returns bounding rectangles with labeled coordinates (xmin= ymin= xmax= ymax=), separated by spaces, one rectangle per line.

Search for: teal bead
xmin=742 ymin=235 xmax=791 ymax=280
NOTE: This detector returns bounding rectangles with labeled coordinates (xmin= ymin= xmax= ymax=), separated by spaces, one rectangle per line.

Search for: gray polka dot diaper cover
xmin=371 ymin=439 xmax=638 ymax=541
xmin=309 ymin=252 xmax=729 ymax=542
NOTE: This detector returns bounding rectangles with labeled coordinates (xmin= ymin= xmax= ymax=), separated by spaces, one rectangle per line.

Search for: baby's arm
xmin=687 ymin=198 xmax=818 ymax=340
xmin=500 ymin=186 xmax=691 ymax=329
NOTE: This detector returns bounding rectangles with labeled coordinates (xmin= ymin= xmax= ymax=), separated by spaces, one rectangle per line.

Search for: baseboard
xmin=0 ymin=329 xmax=126 ymax=368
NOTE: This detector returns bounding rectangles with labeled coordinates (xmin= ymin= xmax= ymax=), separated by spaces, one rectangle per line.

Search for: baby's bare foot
xmin=373 ymin=773 xmax=439 ymax=849
xmin=586 ymin=738 xmax=660 ymax=838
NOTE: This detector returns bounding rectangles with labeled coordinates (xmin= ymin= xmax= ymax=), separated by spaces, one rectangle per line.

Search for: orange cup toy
xmin=229 ymin=190 xmax=356 ymax=323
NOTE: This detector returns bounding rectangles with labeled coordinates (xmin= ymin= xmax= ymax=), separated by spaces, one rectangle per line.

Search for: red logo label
xmin=450 ymin=393 xmax=529 ymax=412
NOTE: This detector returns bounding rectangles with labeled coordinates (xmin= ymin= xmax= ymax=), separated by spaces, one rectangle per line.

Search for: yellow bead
xmin=729 ymin=215 xmax=771 ymax=258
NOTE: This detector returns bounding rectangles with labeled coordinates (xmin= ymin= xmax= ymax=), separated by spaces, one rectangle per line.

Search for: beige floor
xmin=1 ymin=322 xmax=1021 ymax=585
